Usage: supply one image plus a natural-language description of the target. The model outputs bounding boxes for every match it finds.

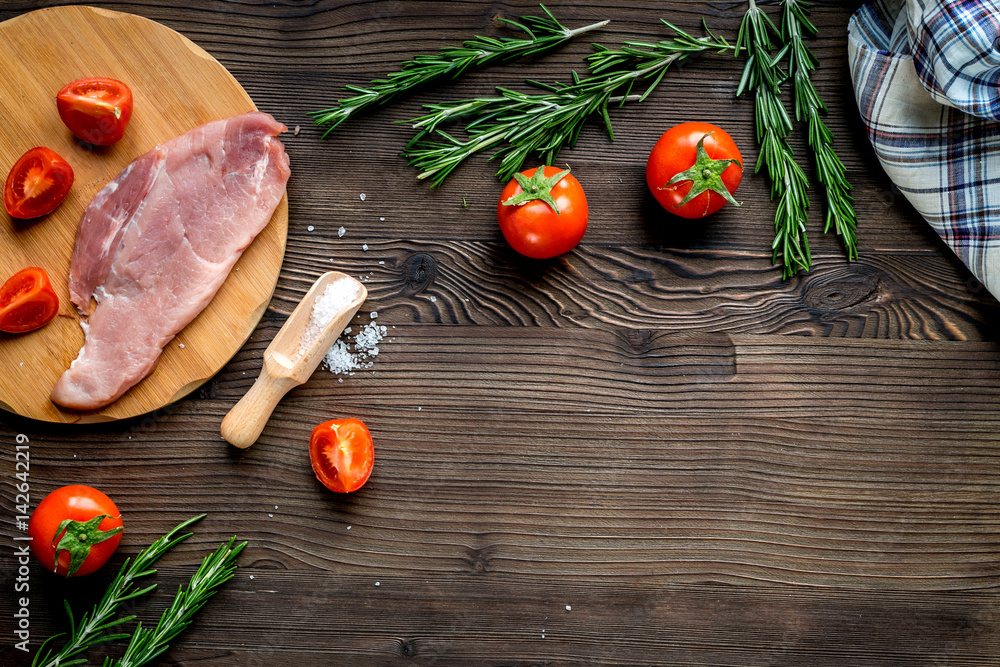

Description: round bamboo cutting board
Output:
[0,6,288,424]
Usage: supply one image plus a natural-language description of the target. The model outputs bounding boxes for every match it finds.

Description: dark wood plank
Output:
[271,241,1000,340]
[1,1,999,666]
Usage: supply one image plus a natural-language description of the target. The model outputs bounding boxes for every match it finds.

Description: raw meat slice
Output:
[51,111,290,411]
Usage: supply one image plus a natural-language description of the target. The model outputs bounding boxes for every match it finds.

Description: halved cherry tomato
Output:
[3,147,74,219]
[646,122,743,219]
[497,166,588,259]
[57,77,133,146]
[309,418,374,493]
[28,485,124,577]
[0,267,59,334]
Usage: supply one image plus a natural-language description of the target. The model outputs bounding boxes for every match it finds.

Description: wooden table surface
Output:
[2,1,999,665]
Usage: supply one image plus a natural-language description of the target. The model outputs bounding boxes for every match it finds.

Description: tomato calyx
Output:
[51,515,123,577]
[501,166,572,214]
[661,133,742,209]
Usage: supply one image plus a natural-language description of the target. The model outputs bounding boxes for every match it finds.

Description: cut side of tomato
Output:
[0,267,59,333]
[57,77,134,146]
[4,147,74,219]
[309,418,375,493]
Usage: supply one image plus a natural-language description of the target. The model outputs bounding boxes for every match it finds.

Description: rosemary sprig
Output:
[106,537,246,667]
[31,515,206,667]
[310,5,609,136]
[403,21,733,187]
[736,0,812,279]
[783,0,858,260]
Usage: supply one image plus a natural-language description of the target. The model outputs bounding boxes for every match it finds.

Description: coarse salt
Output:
[293,125,301,136]
[338,226,346,237]
[307,225,315,232]
[297,277,363,358]
[362,244,368,251]
[360,193,366,201]
[323,322,388,375]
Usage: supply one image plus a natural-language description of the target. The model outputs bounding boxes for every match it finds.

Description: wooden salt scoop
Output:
[221,271,367,449]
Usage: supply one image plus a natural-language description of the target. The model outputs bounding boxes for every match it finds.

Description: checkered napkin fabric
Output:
[848,0,1000,299]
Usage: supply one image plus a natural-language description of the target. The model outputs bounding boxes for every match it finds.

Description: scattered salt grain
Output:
[323,321,388,376]
[378,260,384,265]
[362,244,368,251]
[293,125,301,136]
[379,217,385,221]
[250,575,255,580]
[298,277,364,358]
[429,296,437,303]
[338,226,346,237]
[275,505,278,509]
[375,581,380,586]
[178,343,185,349]
[307,225,314,232]
[268,513,273,518]
[418,407,422,411]
[347,526,352,530]
[566,605,572,611]
[19,362,23,367]
[360,193,366,201]
[370,311,377,319]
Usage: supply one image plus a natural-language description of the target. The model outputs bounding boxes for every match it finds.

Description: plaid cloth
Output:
[848,0,1000,300]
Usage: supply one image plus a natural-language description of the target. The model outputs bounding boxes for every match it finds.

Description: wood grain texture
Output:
[0,5,288,424]
[1,1,999,666]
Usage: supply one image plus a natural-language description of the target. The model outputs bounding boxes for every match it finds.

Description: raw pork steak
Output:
[51,112,290,410]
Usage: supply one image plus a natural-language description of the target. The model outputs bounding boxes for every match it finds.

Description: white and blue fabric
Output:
[848,0,1000,299]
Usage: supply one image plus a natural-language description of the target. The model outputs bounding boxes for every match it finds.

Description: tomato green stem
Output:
[52,515,123,577]
[501,166,572,214]
[661,133,742,209]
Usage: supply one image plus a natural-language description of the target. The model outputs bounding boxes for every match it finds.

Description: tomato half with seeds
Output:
[57,77,133,146]
[0,267,59,334]
[309,418,375,493]
[497,166,588,259]
[4,147,74,219]
[28,485,124,577]
[646,122,743,219]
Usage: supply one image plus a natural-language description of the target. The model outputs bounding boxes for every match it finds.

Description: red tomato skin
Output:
[497,166,588,259]
[27,485,123,577]
[56,77,133,146]
[0,266,59,333]
[646,122,743,219]
[309,418,375,493]
[4,147,74,219]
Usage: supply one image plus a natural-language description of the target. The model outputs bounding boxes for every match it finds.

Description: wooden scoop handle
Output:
[221,370,300,449]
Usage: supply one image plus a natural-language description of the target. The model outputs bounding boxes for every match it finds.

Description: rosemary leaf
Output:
[736,0,812,279]
[31,515,206,667]
[311,5,609,136]
[107,537,247,667]
[782,0,858,260]
[402,23,734,187]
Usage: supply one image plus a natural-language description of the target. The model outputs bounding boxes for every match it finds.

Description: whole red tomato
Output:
[310,418,375,493]
[497,166,588,259]
[3,147,74,219]
[56,77,134,146]
[646,122,743,219]
[28,485,123,577]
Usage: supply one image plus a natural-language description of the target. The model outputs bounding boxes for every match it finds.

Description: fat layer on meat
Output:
[52,112,290,411]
